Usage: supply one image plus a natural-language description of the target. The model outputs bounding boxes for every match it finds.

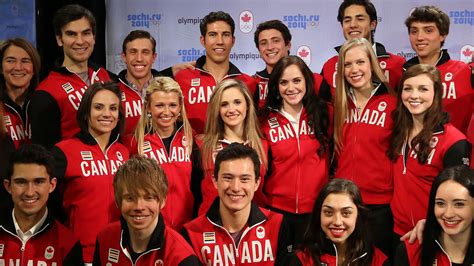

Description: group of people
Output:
[0,0,472,265]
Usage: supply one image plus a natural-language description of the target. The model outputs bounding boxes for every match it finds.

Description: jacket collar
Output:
[255,68,270,79]
[195,55,243,76]
[0,206,54,236]
[53,59,103,75]
[117,69,162,86]
[335,42,389,58]
[76,130,120,146]
[403,49,450,71]
[120,214,165,252]
[206,198,267,227]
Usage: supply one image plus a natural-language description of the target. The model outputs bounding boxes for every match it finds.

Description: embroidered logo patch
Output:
[203,232,216,244]
[81,151,93,161]
[108,248,120,263]
[256,226,265,239]
[191,78,200,87]
[62,82,74,93]
[44,246,54,260]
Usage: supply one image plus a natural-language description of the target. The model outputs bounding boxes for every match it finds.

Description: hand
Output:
[400,219,426,244]
[171,61,196,76]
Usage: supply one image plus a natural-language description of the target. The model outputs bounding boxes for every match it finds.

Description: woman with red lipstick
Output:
[333,37,396,257]
[51,82,129,263]
[0,38,41,148]
[261,55,330,246]
[287,179,389,265]
[388,64,470,242]
[126,77,200,231]
[395,165,474,266]
[198,78,267,215]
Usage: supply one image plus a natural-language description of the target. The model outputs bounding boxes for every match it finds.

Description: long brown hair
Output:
[388,64,447,163]
[333,38,391,154]
[134,77,193,156]
[202,79,266,169]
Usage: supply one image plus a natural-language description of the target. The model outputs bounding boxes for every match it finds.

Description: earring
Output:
[147,112,152,119]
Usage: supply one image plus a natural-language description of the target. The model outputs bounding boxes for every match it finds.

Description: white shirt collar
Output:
[13,208,48,243]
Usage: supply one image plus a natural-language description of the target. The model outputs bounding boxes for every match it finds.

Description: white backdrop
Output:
[105,0,473,75]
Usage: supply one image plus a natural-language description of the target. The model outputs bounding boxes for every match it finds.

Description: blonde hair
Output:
[114,156,168,208]
[333,38,392,153]
[202,79,267,169]
[134,77,193,155]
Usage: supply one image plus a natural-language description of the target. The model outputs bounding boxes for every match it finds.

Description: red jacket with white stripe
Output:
[52,132,129,262]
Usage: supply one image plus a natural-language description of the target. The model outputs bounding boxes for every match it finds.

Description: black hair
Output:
[200,11,235,36]
[76,82,125,136]
[122,30,157,54]
[254,20,292,48]
[53,4,96,36]
[213,143,260,181]
[6,144,55,180]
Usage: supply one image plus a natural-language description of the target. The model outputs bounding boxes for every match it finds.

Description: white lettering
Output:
[442,82,457,99]
[188,86,215,104]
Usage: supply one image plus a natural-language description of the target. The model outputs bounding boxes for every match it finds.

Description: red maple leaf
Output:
[241,13,251,22]
[299,49,309,57]
[463,48,473,57]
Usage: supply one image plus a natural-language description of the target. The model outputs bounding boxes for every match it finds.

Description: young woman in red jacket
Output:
[395,165,473,265]
[198,78,268,215]
[126,77,200,231]
[260,55,330,246]
[333,37,396,257]
[288,179,389,266]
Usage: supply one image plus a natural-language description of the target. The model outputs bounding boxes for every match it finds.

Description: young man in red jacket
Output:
[0,144,83,265]
[319,0,405,101]
[403,5,474,135]
[183,143,291,265]
[94,156,199,265]
[30,4,114,149]
[174,11,257,133]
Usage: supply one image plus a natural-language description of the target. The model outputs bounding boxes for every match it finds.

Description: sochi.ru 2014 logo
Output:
[297,45,311,66]
[239,10,253,33]
[460,44,473,64]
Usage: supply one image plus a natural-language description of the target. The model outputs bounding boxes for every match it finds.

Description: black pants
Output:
[367,204,394,260]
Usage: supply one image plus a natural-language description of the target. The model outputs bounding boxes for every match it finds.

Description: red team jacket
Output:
[320,42,405,101]
[403,50,474,135]
[174,55,257,133]
[253,69,324,109]
[183,200,290,265]
[2,95,31,148]
[335,84,396,205]
[0,210,83,265]
[115,74,143,137]
[196,138,268,216]
[125,124,196,231]
[391,123,471,235]
[52,132,129,262]
[396,239,474,265]
[30,63,113,149]
[261,108,329,214]
[94,217,199,265]
[293,242,389,266]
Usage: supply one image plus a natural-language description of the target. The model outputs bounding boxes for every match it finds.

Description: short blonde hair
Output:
[114,156,168,208]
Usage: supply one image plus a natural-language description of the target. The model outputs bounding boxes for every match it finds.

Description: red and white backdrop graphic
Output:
[105,0,473,75]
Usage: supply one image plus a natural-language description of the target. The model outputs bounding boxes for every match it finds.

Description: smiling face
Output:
[56,17,95,67]
[320,192,358,248]
[121,188,164,235]
[278,64,306,113]
[4,163,56,225]
[341,5,376,42]
[213,158,260,215]
[2,45,34,92]
[401,74,435,122]
[200,21,235,66]
[343,45,373,92]
[148,90,180,137]
[219,87,247,132]
[88,89,120,138]
[409,21,445,64]
[435,180,473,239]
[122,38,156,84]
[257,29,291,72]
